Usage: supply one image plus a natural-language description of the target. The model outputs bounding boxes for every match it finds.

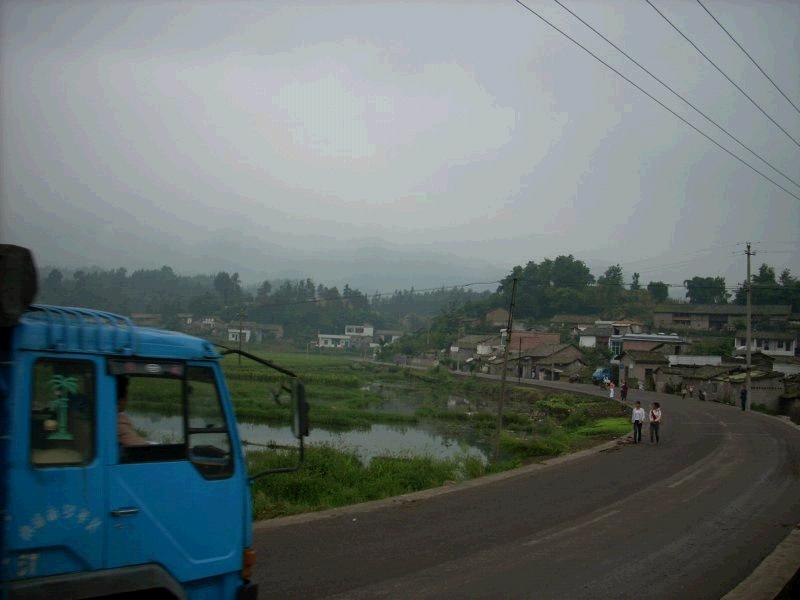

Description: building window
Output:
[777,340,785,350]
[31,359,95,467]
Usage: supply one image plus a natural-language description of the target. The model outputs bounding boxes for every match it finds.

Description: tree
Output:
[647,281,669,303]
[597,264,624,311]
[684,276,729,304]
[630,272,641,291]
[256,280,272,303]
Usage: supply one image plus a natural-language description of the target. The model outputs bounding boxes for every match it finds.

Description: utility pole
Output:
[238,308,244,365]
[518,336,522,383]
[494,277,518,462]
[745,242,755,410]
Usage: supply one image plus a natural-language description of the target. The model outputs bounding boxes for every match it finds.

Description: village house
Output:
[485,308,510,327]
[549,314,601,335]
[653,304,792,332]
[654,364,740,394]
[501,330,561,352]
[609,333,689,357]
[345,324,374,338]
[317,334,351,349]
[375,329,403,345]
[450,334,495,361]
[578,325,613,349]
[711,370,785,411]
[734,330,798,357]
[525,343,587,380]
[227,321,284,344]
[618,350,669,389]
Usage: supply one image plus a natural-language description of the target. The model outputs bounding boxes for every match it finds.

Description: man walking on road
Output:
[650,402,661,444]
[740,388,747,411]
[632,401,645,444]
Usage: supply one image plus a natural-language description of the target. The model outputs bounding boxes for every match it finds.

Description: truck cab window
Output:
[118,374,185,463]
[30,359,95,466]
[187,366,233,478]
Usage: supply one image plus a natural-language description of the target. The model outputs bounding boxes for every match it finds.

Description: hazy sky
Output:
[2,0,798,291]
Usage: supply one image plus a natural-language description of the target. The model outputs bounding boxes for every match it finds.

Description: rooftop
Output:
[619,350,669,364]
[579,326,613,337]
[525,343,575,358]
[654,304,791,316]
[734,330,797,341]
[550,314,601,324]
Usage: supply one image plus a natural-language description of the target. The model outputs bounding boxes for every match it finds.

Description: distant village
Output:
[133,302,800,417]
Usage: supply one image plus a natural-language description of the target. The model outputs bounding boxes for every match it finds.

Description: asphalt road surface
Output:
[252,381,800,599]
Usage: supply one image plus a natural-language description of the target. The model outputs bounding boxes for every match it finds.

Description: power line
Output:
[511,0,800,203]
[551,0,800,189]
[695,0,800,119]
[645,0,800,150]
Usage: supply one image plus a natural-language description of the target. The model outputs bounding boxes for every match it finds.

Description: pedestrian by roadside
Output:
[681,387,687,400]
[650,402,661,444]
[698,389,706,402]
[688,385,695,399]
[632,401,645,443]
[621,381,629,402]
[609,380,616,400]
[740,388,747,411]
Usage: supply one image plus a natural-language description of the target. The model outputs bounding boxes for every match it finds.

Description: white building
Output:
[345,325,374,338]
[318,334,351,349]
[668,355,722,367]
[734,331,797,357]
[228,327,252,343]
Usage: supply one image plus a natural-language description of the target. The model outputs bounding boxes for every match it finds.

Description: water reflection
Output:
[128,412,489,464]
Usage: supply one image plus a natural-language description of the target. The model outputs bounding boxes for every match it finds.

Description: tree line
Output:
[37,256,800,342]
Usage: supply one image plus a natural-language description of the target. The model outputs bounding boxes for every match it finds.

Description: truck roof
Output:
[15,304,219,360]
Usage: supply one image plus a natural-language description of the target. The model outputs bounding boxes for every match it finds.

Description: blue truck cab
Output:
[0,246,309,599]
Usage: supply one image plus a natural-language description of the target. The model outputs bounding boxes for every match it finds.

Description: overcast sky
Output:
[1,0,798,292]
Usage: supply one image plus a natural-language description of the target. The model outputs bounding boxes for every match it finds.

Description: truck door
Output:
[6,353,107,581]
[105,360,243,584]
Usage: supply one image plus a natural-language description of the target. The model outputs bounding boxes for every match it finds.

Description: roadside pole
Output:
[494,277,518,462]
[745,242,754,410]
[238,308,244,365]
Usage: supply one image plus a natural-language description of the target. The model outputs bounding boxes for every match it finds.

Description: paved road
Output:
[252,381,800,599]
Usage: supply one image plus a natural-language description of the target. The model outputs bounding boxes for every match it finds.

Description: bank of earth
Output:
[224,353,629,519]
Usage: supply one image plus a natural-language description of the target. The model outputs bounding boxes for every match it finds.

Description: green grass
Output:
[248,444,519,519]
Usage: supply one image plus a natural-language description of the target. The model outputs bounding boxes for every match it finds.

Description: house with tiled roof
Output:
[653,304,791,332]
[734,330,797,357]
[618,350,669,389]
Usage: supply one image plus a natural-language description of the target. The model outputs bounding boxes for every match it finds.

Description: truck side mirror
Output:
[291,379,309,439]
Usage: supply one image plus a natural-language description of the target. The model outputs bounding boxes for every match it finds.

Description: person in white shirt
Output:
[608,381,616,400]
[631,401,645,444]
[649,402,662,444]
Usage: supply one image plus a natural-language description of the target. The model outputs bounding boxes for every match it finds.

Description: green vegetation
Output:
[248,445,513,519]
[125,350,628,519]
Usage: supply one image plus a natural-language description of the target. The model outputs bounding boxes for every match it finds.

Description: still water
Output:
[129,412,489,464]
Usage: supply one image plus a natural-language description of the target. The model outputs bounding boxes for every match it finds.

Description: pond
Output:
[128,412,490,464]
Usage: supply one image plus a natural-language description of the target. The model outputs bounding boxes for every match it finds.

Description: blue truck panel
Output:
[3,305,258,599]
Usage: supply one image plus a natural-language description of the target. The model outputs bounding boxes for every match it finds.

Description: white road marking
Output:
[524,510,620,546]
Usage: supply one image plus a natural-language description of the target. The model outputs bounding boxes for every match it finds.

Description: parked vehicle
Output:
[1,245,309,599]
[591,367,613,385]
